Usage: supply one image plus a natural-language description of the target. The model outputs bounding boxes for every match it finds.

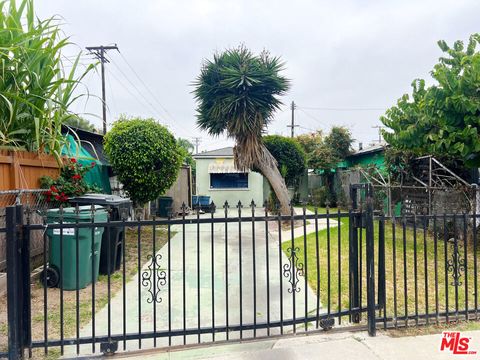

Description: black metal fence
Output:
[2,185,479,359]
[375,211,479,329]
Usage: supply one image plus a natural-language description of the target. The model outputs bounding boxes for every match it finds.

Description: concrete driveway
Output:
[74,208,336,355]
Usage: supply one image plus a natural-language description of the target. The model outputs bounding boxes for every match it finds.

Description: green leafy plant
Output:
[296,131,323,168]
[193,46,292,215]
[40,158,99,205]
[263,135,306,187]
[296,127,353,207]
[0,0,95,161]
[296,127,353,171]
[104,116,183,206]
[381,34,480,168]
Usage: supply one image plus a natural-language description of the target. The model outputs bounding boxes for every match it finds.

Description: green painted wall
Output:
[346,150,385,169]
[195,157,265,206]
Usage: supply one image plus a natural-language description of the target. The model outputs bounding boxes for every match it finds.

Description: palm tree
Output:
[193,47,292,215]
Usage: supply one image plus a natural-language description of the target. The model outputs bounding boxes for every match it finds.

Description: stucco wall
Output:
[196,157,264,206]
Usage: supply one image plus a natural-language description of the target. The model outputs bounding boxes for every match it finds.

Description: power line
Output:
[296,107,326,129]
[106,68,161,119]
[105,53,194,139]
[300,106,387,111]
[105,53,167,120]
[105,68,118,120]
[117,50,176,123]
[297,125,317,132]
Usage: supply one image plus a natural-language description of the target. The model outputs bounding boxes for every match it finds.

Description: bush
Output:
[263,135,306,187]
[310,186,336,207]
[104,117,183,205]
[40,158,99,206]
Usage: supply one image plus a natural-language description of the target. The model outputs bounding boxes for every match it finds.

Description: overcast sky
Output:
[37,0,480,152]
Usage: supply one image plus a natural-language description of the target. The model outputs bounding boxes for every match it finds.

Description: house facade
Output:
[193,147,266,206]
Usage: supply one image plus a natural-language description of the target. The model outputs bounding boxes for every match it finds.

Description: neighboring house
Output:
[194,147,266,207]
[332,143,388,208]
[345,143,387,170]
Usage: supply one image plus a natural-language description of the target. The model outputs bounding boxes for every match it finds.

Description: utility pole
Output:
[287,101,298,138]
[372,125,384,144]
[86,44,119,135]
[192,137,202,154]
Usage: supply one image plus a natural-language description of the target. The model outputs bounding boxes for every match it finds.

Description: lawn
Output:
[282,206,480,327]
[0,225,170,359]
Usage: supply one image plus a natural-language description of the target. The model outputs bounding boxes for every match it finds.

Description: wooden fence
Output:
[0,150,60,190]
[0,150,60,272]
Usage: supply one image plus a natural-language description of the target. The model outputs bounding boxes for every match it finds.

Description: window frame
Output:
[209,172,249,190]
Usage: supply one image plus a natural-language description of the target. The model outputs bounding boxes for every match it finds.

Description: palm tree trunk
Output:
[255,158,292,215]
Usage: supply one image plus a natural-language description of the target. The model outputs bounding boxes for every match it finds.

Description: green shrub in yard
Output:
[310,186,336,207]
[104,117,183,206]
[263,135,306,188]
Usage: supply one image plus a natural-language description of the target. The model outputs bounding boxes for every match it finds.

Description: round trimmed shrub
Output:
[104,117,183,205]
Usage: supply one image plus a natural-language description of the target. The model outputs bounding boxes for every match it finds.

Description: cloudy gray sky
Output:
[37,0,480,151]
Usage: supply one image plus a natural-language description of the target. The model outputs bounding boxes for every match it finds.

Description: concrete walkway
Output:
[112,330,480,360]
[70,208,337,355]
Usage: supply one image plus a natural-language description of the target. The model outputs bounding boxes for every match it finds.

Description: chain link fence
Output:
[0,189,49,272]
[0,189,49,212]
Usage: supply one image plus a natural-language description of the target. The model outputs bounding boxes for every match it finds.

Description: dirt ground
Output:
[0,225,169,359]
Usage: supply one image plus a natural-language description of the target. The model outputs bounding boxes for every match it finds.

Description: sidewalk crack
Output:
[353,335,384,360]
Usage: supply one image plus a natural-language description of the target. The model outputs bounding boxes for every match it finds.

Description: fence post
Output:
[6,205,25,359]
[365,186,376,336]
[349,185,360,323]
[19,206,31,355]
[377,214,386,328]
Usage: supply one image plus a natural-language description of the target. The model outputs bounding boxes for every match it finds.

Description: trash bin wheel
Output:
[40,266,60,288]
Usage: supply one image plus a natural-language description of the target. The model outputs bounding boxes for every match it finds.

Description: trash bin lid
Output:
[47,205,107,221]
[69,193,131,206]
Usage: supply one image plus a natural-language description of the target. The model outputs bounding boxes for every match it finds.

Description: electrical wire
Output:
[297,107,326,129]
[105,53,194,138]
[117,50,176,123]
[105,53,167,121]
[106,67,160,119]
[300,106,386,111]
[106,66,192,138]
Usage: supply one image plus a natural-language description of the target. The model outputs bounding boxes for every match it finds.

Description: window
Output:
[210,173,248,189]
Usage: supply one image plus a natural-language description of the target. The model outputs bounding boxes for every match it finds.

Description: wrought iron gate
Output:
[2,191,384,359]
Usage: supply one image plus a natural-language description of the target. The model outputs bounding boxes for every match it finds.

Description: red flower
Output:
[55,195,61,200]
[72,174,82,180]
[90,162,96,168]
[45,190,52,196]
[70,158,77,163]
[50,185,58,193]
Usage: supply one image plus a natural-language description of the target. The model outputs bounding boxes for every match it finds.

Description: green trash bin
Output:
[44,205,107,290]
[156,196,173,217]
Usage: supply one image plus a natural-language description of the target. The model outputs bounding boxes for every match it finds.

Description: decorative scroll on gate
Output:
[141,254,167,303]
[447,241,466,287]
[283,246,304,293]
